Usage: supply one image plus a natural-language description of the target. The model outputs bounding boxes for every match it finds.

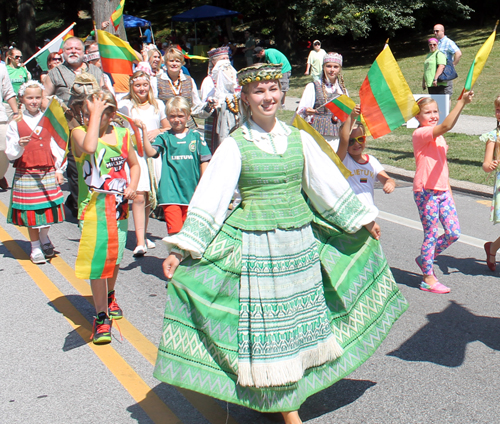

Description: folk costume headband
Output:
[208,46,230,59]
[323,52,343,66]
[18,80,44,97]
[237,63,283,86]
[84,51,100,62]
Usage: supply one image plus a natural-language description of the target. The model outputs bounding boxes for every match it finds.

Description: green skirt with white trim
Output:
[154,212,408,412]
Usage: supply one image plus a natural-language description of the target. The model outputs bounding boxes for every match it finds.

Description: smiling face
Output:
[323,62,341,82]
[132,79,150,101]
[21,87,43,115]
[428,41,438,52]
[347,126,366,158]
[165,57,182,75]
[149,51,161,70]
[416,100,440,127]
[63,38,84,67]
[10,49,23,68]
[241,80,282,123]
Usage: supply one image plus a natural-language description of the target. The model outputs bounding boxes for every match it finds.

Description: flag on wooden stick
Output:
[359,45,419,139]
[96,29,139,75]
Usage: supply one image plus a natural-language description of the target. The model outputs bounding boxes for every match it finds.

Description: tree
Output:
[92,0,127,40]
[18,0,36,58]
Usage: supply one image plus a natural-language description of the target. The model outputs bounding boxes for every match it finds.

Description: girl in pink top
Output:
[413,92,473,294]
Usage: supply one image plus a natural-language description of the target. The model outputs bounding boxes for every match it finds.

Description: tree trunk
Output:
[17,0,36,59]
[274,0,295,59]
[92,0,127,41]
[0,1,9,46]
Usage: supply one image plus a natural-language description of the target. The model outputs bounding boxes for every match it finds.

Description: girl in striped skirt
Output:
[5,81,66,264]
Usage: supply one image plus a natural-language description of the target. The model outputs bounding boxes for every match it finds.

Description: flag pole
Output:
[24,22,76,66]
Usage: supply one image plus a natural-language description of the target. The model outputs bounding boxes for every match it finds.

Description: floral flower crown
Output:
[323,53,343,66]
[237,63,283,86]
[18,80,44,97]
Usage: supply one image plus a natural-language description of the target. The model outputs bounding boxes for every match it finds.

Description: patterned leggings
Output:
[414,189,461,275]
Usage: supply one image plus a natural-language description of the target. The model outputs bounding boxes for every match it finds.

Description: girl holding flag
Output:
[5,81,66,264]
[71,89,140,344]
[297,52,348,149]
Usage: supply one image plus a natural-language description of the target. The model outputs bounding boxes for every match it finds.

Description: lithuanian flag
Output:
[325,95,356,122]
[75,192,120,279]
[96,29,139,75]
[110,0,125,31]
[359,46,419,139]
[39,98,69,151]
[461,21,498,97]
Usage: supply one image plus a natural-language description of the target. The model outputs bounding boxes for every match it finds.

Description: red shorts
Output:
[162,204,188,235]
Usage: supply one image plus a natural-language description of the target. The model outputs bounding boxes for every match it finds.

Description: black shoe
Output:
[0,177,9,190]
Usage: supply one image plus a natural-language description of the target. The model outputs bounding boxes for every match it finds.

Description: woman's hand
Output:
[305,107,317,116]
[18,135,30,147]
[364,221,381,240]
[163,252,182,279]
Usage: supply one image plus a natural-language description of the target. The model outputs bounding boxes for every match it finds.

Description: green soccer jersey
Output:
[153,129,212,206]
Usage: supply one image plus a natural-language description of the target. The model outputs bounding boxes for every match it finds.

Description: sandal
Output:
[484,242,496,272]
[420,281,450,294]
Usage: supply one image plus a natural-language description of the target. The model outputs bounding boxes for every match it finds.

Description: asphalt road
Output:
[2,170,500,424]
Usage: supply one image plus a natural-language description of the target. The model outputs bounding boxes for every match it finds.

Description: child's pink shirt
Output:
[412,126,449,192]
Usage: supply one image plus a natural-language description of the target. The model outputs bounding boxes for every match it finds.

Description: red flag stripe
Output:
[359,78,390,139]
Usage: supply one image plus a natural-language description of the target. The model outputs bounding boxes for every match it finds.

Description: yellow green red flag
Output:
[324,94,356,122]
[110,0,125,30]
[96,29,139,75]
[463,22,498,94]
[39,98,69,151]
[292,114,350,179]
[359,45,419,139]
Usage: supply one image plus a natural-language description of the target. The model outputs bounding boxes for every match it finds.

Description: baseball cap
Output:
[253,46,264,56]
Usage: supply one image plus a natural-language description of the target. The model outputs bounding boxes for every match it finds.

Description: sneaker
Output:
[146,239,156,249]
[420,281,450,294]
[30,251,47,264]
[108,290,123,320]
[133,245,147,257]
[41,242,55,258]
[91,312,112,344]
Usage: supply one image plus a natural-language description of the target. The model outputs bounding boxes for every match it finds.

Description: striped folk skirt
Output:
[8,167,65,227]
[154,212,408,412]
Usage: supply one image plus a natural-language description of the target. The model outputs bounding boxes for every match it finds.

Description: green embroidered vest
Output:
[225,124,313,231]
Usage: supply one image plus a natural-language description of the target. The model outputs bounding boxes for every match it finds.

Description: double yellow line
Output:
[0,201,238,424]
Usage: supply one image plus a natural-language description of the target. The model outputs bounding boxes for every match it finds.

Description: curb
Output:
[384,164,493,198]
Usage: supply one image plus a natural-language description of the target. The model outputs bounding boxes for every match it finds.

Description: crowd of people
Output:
[0,21,497,424]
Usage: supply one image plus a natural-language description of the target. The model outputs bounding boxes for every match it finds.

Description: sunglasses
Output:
[348,136,366,146]
[433,29,440,32]
[52,57,62,62]
[313,43,321,46]
[14,55,22,59]
[428,43,437,46]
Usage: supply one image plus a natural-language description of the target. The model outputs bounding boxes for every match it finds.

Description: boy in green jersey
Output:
[143,96,212,234]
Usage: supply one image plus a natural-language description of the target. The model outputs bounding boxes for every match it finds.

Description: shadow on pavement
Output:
[390,267,421,289]
[435,254,495,277]
[388,300,500,367]
[47,294,96,352]
[127,379,376,424]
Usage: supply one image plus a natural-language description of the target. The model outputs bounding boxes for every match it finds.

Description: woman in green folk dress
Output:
[155,63,408,424]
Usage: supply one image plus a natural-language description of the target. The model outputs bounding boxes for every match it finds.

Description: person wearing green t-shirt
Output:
[422,38,447,94]
[143,96,212,235]
[254,46,291,105]
[6,48,30,94]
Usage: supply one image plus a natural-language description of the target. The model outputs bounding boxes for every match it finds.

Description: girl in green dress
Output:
[156,63,407,423]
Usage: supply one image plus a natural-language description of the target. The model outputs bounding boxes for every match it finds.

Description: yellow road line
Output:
[477,199,492,207]
[0,201,239,424]
[0,225,182,424]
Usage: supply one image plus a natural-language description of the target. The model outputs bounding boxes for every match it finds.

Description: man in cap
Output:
[305,40,327,81]
[254,46,292,105]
